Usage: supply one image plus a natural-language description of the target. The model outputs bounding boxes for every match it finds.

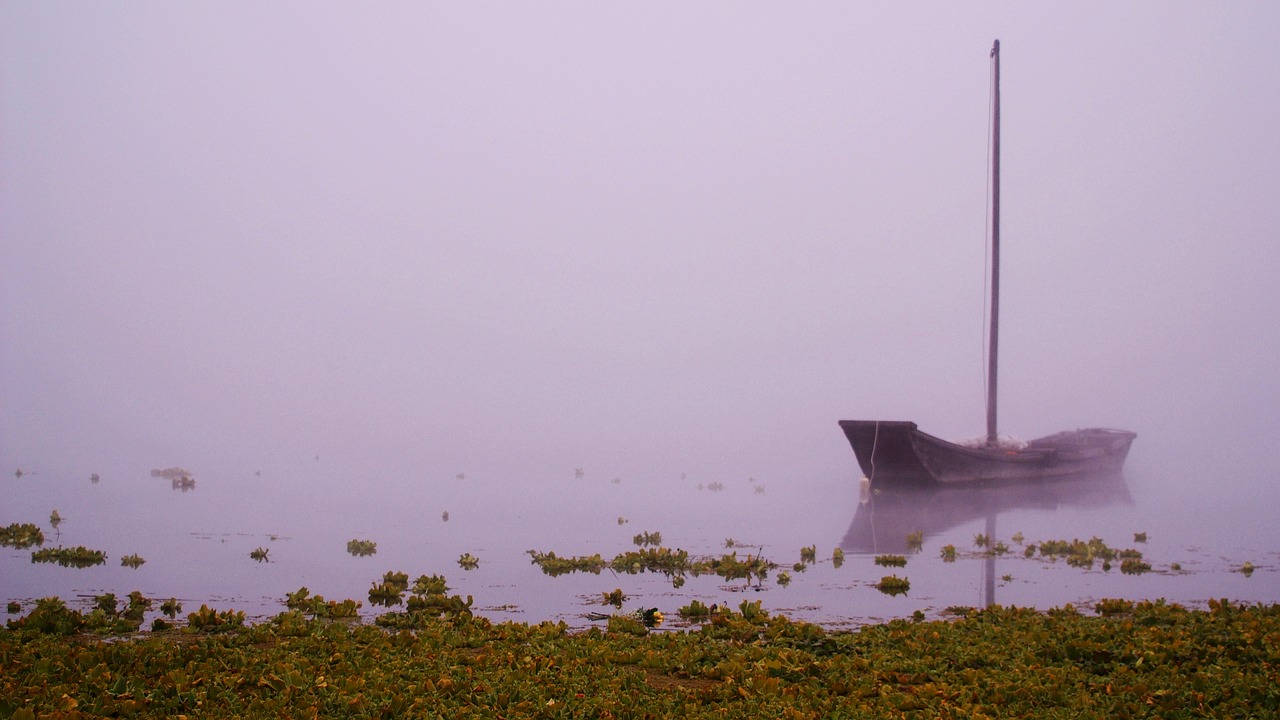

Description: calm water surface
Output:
[3,437,1277,630]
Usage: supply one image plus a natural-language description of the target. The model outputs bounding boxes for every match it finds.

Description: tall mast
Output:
[986,39,1001,444]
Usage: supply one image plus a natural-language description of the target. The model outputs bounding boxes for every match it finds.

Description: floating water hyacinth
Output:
[832,547,845,568]
[906,531,924,551]
[875,554,907,568]
[120,554,146,568]
[31,545,106,568]
[633,531,662,547]
[0,523,44,549]
[457,553,479,570]
[249,547,270,562]
[49,510,62,528]
[601,588,625,608]
[875,575,910,596]
[346,539,377,557]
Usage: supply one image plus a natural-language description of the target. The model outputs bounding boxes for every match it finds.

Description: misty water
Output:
[3,431,1276,629]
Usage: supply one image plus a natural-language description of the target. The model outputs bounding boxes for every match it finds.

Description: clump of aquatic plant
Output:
[0,522,44,549]
[677,599,713,621]
[941,544,957,562]
[832,547,844,568]
[171,476,196,491]
[705,481,724,492]
[777,571,792,587]
[1170,562,1183,572]
[527,550,607,576]
[1134,531,1148,543]
[150,466,192,480]
[1011,531,1024,544]
[875,554,907,568]
[1036,537,1141,571]
[409,574,446,596]
[49,509,62,528]
[120,554,146,568]
[633,530,663,547]
[160,598,182,618]
[974,532,988,548]
[799,545,817,564]
[611,547,690,575]
[249,546,270,562]
[1024,543,1037,557]
[288,589,363,620]
[31,545,107,568]
[368,581,404,607]
[5,597,85,635]
[606,613,648,636]
[442,510,450,522]
[753,484,765,494]
[90,472,100,484]
[874,575,910,596]
[381,571,409,590]
[601,588,626,608]
[457,552,480,569]
[1095,598,1135,616]
[724,537,739,548]
[690,551,776,584]
[616,516,628,525]
[186,604,245,632]
[1239,561,1255,577]
[6,601,20,614]
[989,541,1010,556]
[346,539,377,557]
[1121,558,1152,575]
[905,531,923,551]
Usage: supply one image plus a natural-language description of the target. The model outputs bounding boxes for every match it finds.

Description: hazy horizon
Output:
[4,4,1279,500]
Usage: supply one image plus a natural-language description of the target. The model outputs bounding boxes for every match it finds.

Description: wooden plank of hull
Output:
[839,420,1135,487]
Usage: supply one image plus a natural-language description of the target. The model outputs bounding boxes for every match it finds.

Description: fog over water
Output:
[3,4,1279,619]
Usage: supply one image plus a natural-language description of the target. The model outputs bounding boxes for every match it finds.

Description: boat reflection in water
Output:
[841,471,1133,606]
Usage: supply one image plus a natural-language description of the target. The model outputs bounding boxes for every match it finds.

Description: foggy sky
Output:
[3,3,1279,491]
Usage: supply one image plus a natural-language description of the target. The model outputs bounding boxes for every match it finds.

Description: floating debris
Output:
[442,511,450,522]
[90,473,100,484]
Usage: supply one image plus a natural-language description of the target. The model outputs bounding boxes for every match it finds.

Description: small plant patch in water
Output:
[31,545,107,568]
[832,547,844,568]
[799,545,817,564]
[0,522,44,549]
[875,554,907,568]
[601,588,626,608]
[161,598,182,617]
[776,571,792,586]
[905,531,923,551]
[346,539,377,557]
[1011,531,1024,544]
[120,554,146,568]
[1120,558,1152,575]
[457,552,479,569]
[633,530,662,547]
[941,544,957,562]
[1134,531,1148,543]
[677,599,712,621]
[249,547,270,562]
[1239,561,1255,576]
[186,604,246,632]
[874,575,910,596]
[974,532,988,548]
[7,601,21,613]
[49,509,62,528]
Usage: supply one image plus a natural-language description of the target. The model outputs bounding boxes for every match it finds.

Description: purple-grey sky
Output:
[3,3,1278,489]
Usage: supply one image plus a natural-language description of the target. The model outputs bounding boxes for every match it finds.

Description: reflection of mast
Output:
[982,514,996,608]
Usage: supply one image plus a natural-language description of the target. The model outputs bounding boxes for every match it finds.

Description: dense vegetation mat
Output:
[2,598,1278,718]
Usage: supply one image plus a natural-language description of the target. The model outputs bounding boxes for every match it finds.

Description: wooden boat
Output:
[839,41,1135,488]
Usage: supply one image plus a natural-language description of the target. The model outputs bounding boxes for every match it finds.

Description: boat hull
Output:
[838,420,1135,487]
